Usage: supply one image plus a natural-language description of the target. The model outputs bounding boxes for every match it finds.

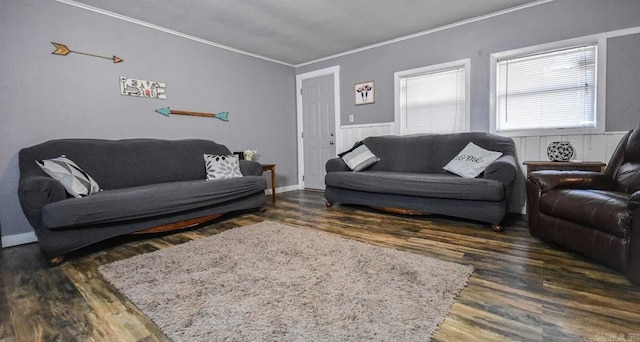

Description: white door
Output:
[302,75,336,189]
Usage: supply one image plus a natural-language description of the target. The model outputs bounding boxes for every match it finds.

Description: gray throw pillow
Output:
[36,155,101,197]
[341,144,380,171]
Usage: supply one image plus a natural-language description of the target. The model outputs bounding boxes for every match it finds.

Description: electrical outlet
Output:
[349,114,354,122]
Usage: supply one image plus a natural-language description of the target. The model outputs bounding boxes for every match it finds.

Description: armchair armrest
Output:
[528,170,616,193]
[239,160,263,176]
[483,154,518,188]
[326,157,350,173]
[628,190,640,284]
[630,190,640,211]
[18,176,67,229]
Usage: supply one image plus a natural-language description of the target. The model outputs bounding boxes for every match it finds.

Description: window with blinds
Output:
[395,60,469,135]
[495,43,597,133]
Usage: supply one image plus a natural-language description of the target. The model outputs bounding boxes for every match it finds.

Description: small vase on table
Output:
[547,141,574,162]
[244,149,257,161]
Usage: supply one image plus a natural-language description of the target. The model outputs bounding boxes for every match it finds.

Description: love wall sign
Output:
[120,76,167,100]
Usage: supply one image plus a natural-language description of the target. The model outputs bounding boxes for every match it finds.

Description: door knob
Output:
[329,141,335,145]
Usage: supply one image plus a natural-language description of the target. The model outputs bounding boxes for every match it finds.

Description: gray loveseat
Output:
[325,132,518,231]
[18,138,267,264]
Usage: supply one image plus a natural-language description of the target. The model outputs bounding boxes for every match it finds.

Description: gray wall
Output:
[607,33,640,129]
[296,0,640,131]
[0,0,297,239]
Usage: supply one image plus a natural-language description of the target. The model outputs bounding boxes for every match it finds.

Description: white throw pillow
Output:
[204,154,243,180]
[341,144,380,171]
[443,142,503,178]
[36,155,101,198]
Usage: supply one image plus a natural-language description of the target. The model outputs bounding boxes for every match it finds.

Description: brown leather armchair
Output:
[527,125,640,285]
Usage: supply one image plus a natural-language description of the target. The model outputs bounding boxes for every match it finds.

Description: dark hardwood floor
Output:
[1,190,639,341]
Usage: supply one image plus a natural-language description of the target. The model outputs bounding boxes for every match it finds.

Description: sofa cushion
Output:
[539,189,631,238]
[42,176,266,229]
[19,139,233,190]
[361,132,516,174]
[204,154,243,180]
[325,171,505,201]
[36,155,101,198]
[443,142,503,178]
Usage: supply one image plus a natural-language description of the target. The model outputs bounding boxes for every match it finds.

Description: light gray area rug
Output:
[98,221,473,341]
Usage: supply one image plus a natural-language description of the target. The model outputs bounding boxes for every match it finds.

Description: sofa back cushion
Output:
[20,139,231,190]
[614,125,640,194]
[362,132,516,174]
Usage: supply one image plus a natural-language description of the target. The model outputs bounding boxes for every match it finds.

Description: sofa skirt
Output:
[324,186,507,226]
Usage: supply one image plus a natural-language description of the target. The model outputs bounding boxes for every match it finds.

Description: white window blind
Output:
[399,65,466,134]
[496,44,597,133]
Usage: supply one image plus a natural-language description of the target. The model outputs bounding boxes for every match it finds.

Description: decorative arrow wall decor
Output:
[51,42,123,63]
[155,107,229,121]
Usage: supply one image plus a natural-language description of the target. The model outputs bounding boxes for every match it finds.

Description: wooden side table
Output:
[523,161,606,176]
[261,164,276,203]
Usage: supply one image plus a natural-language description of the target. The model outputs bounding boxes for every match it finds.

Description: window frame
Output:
[490,35,607,137]
[394,58,471,135]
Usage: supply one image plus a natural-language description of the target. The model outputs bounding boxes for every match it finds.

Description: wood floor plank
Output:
[443,303,544,341]
[4,267,93,341]
[1,190,639,341]
[435,313,516,342]
[63,259,170,341]
[0,267,15,341]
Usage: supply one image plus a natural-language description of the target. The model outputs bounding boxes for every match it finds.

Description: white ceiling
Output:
[61,0,546,66]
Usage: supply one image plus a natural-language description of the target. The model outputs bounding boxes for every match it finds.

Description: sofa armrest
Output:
[239,160,263,176]
[326,157,350,173]
[528,170,616,193]
[18,176,67,230]
[483,154,518,188]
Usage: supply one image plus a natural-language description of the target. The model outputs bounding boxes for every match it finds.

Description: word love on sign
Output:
[120,76,167,100]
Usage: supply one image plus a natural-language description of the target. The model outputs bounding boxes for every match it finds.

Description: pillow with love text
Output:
[443,142,503,178]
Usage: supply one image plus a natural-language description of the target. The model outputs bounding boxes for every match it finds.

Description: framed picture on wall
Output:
[354,81,375,105]
[233,151,245,161]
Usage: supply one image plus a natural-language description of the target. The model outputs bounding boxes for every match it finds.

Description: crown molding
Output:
[54,0,295,67]
[55,0,561,68]
[295,0,555,67]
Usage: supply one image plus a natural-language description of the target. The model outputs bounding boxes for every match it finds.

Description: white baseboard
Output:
[266,184,301,195]
[1,231,38,248]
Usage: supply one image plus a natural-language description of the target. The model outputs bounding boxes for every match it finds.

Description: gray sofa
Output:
[18,138,267,264]
[325,132,518,231]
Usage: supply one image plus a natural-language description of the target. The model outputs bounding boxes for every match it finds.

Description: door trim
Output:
[295,66,341,189]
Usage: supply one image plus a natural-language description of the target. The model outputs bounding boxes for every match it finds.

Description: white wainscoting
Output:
[340,122,394,150]
[510,131,627,213]
[339,123,627,215]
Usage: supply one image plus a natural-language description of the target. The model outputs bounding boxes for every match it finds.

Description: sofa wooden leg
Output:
[492,224,504,233]
[326,202,333,207]
[49,255,66,266]
[259,207,267,213]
